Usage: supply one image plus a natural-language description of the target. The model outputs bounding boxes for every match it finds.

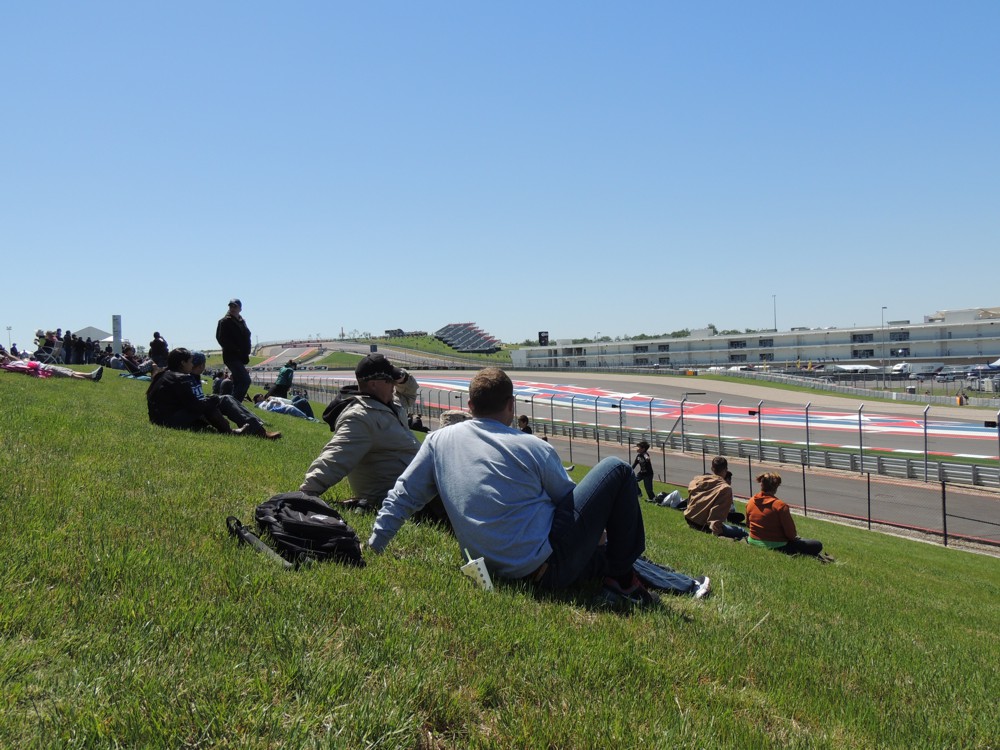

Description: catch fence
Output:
[253,373,1000,548]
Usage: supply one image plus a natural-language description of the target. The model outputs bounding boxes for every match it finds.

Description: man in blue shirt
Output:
[369,367,671,603]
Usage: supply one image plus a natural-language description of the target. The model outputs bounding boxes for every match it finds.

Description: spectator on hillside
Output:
[188,351,280,438]
[253,392,316,420]
[149,332,169,368]
[9,344,20,358]
[267,360,297,398]
[745,472,825,557]
[299,353,419,512]
[215,298,252,402]
[368,367,711,605]
[63,332,75,364]
[1,346,103,381]
[517,415,533,434]
[146,347,277,439]
[684,457,748,540]
[632,440,655,502]
[408,413,428,432]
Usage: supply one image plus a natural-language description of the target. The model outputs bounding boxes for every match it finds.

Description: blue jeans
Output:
[217,394,263,430]
[292,396,314,419]
[224,359,251,402]
[539,458,645,589]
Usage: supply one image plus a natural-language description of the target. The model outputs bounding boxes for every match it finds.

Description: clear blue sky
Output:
[3,2,998,352]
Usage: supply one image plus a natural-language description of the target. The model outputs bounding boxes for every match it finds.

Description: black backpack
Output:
[255,492,365,567]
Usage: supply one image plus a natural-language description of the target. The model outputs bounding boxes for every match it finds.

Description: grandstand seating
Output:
[434,323,501,354]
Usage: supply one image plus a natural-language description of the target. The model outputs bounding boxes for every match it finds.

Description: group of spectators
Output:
[651,454,828,559]
[24,328,105,365]
[12,298,824,608]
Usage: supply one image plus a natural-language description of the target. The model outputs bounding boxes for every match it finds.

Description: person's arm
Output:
[778,501,798,541]
[368,441,439,552]
[393,370,418,413]
[299,408,373,495]
[539,444,576,503]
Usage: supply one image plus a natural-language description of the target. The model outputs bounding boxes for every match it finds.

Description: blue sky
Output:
[3,2,998,352]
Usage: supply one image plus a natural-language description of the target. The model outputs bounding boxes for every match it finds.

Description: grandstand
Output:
[434,323,501,354]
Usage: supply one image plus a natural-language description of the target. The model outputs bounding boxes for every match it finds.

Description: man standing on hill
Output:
[215,298,252,402]
[299,353,420,512]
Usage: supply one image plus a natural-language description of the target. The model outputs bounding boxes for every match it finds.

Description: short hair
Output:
[469,367,513,417]
[517,415,529,424]
[167,347,192,371]
[756,472,782,494]
[711,456,728,474]
[191,351,207,367]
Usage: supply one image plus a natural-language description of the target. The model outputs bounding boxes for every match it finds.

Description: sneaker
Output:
[693,575,711,600]
[90,366,104,382]
[602,573,659,607]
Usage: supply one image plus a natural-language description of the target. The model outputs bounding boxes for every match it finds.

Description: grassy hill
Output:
[0,371,997,748]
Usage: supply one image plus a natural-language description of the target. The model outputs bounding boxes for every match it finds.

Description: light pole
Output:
[5,326,10,349]
[772,294,777,331]
[881,306,887,388]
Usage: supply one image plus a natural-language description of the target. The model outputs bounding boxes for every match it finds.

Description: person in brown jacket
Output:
[684,456,748,540]
[745,472,824,557]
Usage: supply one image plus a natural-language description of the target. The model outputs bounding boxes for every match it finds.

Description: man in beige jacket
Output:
[300,353,419,512]
[684,456,748,540]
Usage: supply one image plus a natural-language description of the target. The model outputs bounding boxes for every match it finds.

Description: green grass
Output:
[364,335,514,364]
[311,351,366,368]
[1,373,997,748]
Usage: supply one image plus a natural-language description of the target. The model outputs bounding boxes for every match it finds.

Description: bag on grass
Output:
[255,491,365,567]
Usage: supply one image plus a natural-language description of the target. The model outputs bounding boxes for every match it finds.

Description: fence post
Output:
[941,482,948,547]
[660,440,667,485]
[867,472,871,530]
[801,463,808,517]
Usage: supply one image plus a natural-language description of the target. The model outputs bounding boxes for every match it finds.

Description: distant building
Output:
[510,307,1000,370]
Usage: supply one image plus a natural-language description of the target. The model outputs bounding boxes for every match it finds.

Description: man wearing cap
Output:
[215,299,252,402]
[299,353,419,511]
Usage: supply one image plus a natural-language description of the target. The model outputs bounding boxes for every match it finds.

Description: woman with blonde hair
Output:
[745,472,824,557]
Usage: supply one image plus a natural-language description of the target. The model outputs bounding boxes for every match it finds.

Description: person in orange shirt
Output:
[745,472,824,557]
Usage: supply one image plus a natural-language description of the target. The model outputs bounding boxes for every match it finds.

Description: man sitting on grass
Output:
[299,353,419,512]
[368,367,710,606]
[684,457,748,540]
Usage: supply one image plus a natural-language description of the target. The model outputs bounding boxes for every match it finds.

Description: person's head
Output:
[637,440,650,452]
[469,367,514,419]
[711,456,729,477]
[252,393,266,404]
[517,415,530,427]
[286,360,296,369]
[167,347,193,373]
[756,472,782,494]
[153,331,161,339]
[190,351,207,375]
[355,353,402,403]
[228,298,242,315]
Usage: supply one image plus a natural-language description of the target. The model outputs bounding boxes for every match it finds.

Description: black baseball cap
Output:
[355,353,402,382]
